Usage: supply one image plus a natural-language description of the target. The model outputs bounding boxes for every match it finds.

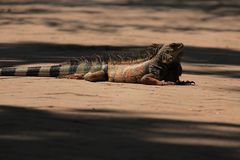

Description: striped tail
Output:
[0,65,78,77]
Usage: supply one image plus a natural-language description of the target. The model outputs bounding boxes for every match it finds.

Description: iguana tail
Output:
[0,64,76,77]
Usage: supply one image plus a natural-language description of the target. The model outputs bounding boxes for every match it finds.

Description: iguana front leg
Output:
[140,73,175,86]
[84,70,107,82]
[176,80,195,85]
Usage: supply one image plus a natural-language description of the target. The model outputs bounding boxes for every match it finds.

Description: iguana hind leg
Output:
[84,70,107,82]
[140,73,175,86]
[58,74,84,79]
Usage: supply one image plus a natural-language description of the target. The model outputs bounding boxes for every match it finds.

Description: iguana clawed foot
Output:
[175,80,195,85]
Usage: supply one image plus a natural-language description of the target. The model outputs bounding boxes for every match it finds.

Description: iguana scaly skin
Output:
[0,43,194,85]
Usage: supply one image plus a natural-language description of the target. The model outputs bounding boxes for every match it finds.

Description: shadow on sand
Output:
[0,105,239,160]
[0,0,239,17]
[0,0,239,33]
[0,42,239,78]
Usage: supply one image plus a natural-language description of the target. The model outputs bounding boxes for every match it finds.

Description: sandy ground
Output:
[0,0,240,160]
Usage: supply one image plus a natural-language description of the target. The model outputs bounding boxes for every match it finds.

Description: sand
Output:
[0,0,240,159]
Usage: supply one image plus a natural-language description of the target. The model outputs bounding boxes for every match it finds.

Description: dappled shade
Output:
[0,105,239,160]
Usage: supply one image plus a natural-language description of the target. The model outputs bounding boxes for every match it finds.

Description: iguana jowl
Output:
[0,43,194,85]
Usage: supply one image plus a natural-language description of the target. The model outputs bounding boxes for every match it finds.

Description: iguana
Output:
[0,43,194,85]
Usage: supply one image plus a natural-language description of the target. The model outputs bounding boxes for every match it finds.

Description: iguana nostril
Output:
[170,43,175,47]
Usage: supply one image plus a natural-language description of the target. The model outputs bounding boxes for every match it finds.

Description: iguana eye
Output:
[166,50,173,54]
[170,43,177,47]
[165,50,170,54]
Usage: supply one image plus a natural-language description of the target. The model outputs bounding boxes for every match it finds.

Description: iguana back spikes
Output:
[106,43,164,64]
[62,43,164,65]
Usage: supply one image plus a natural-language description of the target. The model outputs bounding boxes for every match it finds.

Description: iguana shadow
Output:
[0,42,239,78]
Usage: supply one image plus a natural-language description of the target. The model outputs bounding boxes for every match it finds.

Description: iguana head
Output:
[149,43,184,82]
[149,43,195,84]
[153,43,184,64]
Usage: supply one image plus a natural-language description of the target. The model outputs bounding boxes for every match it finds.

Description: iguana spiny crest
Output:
[64,43,164,65]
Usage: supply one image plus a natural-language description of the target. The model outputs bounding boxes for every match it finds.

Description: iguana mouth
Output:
[178,43,184,49]
[173,43,184,61]
[176,43,184,55]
